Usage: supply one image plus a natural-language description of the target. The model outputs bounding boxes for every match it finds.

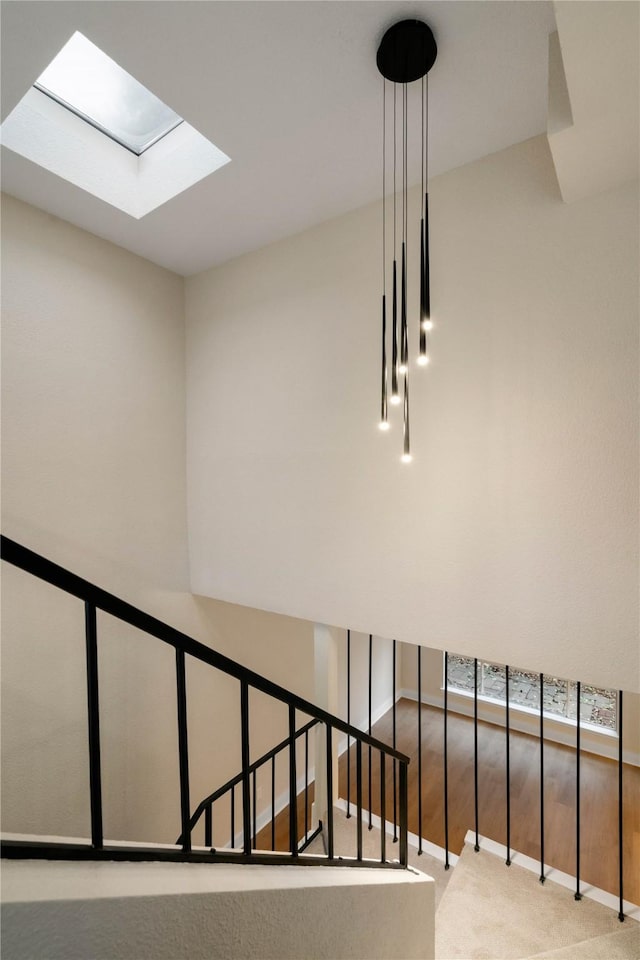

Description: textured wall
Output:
[186,136,639,692]
[2,860,435,960]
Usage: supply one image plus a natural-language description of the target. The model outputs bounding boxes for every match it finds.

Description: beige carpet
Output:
[435,843,638,960]
[527,924,640,959]
[306,808,452,909]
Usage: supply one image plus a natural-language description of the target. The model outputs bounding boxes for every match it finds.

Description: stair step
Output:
[435,844,629,959]
[527,923,640,959]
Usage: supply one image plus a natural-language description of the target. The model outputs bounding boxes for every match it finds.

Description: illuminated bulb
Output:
[390,394,401,405]
[421,319,433,332]
[417,353,430,366]
[398,363,408,375]
[401,453,413,464]
[378,421,390,432]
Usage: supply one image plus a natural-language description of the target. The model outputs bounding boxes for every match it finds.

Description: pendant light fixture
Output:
[376,20,437,461]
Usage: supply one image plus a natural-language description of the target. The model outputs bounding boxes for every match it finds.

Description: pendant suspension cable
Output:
[391,84,399,403]
[423,74,431,340]
[380,77,388,428]
[400,83,408,375]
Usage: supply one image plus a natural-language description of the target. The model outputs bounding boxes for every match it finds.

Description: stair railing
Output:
[0,536,410,869]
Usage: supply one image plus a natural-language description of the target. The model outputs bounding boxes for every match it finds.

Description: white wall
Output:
[185,135,639,693]
[1,195,315,845]
[2,859,435,960]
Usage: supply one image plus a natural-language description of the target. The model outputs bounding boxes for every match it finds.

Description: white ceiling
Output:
[1,1,556,276]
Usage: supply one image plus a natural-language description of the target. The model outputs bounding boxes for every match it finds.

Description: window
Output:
[446,654,617,732]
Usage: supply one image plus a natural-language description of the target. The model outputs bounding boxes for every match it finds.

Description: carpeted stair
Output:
[435,843,639,959]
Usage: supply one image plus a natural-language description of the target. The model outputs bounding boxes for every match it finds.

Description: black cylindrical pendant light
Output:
[377,20,437,461]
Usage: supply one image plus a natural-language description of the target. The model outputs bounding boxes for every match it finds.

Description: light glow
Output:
[35,32,183,155]
[417,353,430,366]
[421,319,433,331]
[398,363,408,375]
[390,394,401,405]
[401,453,413,463]
[378,420,390,431]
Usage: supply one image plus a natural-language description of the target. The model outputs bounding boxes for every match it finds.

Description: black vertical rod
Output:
[392,639,398,842]
[270,756,276,851]
[240,680,251,854]
[368,634,373,830]
[346,629,352,818]
[444,651,450,869]
[356,739,363,861]
[84,602,103,850]
[399,760,409,867]
[618,690,625,921]
[474,657,479,851]
[326,725,334,859]
[380,751,386,863]
[252,770,257,848]
[288,704,298,855]
[575,680,581,900]
[419,217,426,356]
[418,645,423,855]
[381,295,388,424]
[231,784,236,849]
[539,672,545,883]
[175,647,191,854]
[505,664,511,866]
[204,803,212,848]
[304,728,309,841]
[392,261,399,397]
[401,241,407,369]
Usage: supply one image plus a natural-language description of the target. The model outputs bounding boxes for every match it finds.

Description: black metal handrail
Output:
[178,718,320,847]
[1,535,410,869]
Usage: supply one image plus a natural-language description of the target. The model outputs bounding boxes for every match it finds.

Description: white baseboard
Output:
[464,830,640,922]
[334,797,459,869]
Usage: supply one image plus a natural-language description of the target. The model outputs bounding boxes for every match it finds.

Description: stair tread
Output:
[527,923,640,959]
[435,844,628,959]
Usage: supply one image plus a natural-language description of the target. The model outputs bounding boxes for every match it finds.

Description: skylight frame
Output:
[33,81,184,157]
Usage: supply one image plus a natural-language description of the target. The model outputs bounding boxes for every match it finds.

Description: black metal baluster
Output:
[271,755,276,851]
[304,728,309,842]
[289,704,298,854]
[84,602,103,850]
[444,650,450,869]
[399,759,408,867]
[240,680,251,855]
[380,751,386,863]
[204,803,212,848]
[618,690,624,922]
[231,784,235,849]
[474,657,479,852]
[418,644,423,855]
[346,629,351,819]
[393,639,397,842]
[540,672,545,883]
[176,647,191,854]
[356,739,363,861]
[326,725,334,859]
[575,679,581,900]
[252,769,257,848]
[368,633,373,830]
[505,664,511,866]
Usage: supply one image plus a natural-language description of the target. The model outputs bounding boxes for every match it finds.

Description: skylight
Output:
[34,32,183,156]
[0,31,230,218]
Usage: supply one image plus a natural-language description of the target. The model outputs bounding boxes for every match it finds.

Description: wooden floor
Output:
[338,699,640,904]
